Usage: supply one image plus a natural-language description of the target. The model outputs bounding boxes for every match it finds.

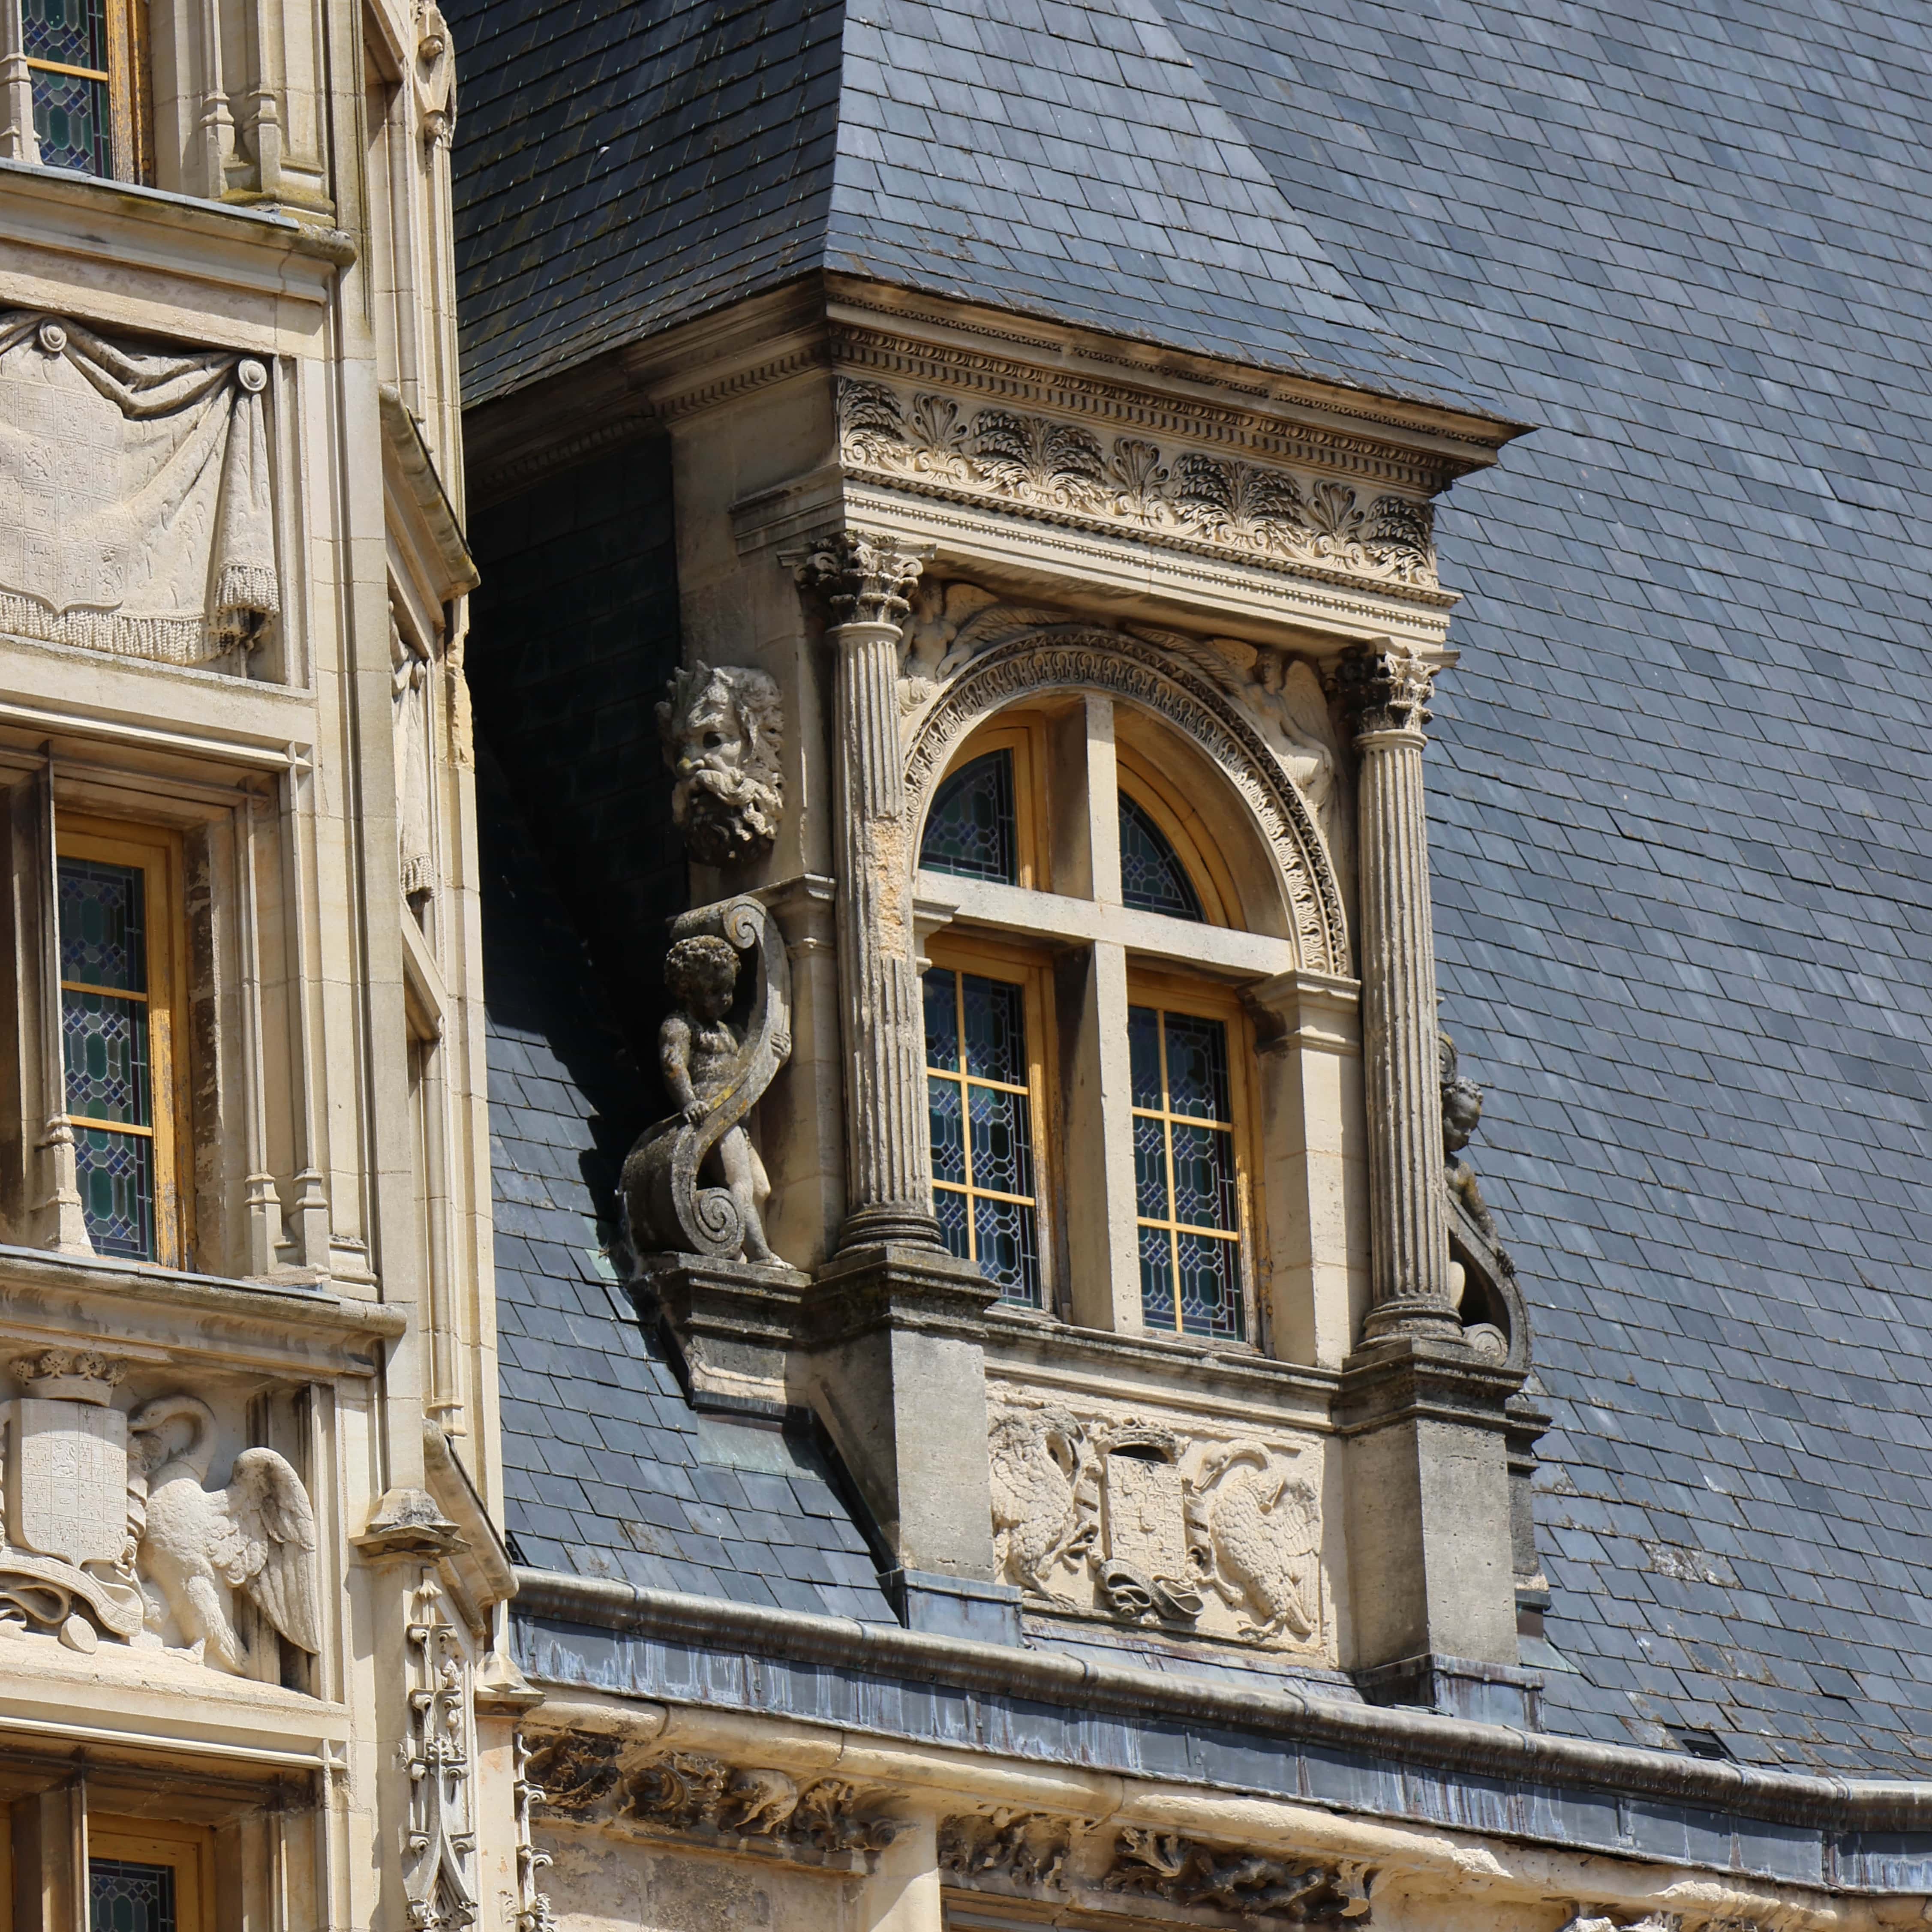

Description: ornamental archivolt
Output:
[900,608,1351,979]
[838,376,1438,599]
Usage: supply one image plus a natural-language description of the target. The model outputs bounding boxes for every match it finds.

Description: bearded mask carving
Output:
[657,662,784,866]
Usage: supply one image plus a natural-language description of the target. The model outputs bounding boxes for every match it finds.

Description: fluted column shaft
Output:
[795,532,941,1253]
[1340,647,1461,1343]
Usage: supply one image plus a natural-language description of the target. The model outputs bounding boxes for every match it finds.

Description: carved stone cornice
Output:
[790,529,928,628]
[627,1749,902,1858]
[1331,644,1437,740]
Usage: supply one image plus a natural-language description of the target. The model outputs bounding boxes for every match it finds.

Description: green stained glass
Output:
[920,750,1017,884]
[1118,794,1203,920]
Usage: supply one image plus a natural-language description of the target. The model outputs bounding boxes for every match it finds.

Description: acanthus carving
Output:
[791,526,925,628]
[402,1568,478,1932]
[620,897,792,1265]
[938,1810,1072,1890]
[657,661,784,866]
[903,623,1350,977]
[988,1394,1325,1650]
[1331,644,1435,739]
[627,1751,901,1854]
[0,312,279,667]
[1106,1830,1373,1925]
[0,1355,321,1668]
[523,1729,622,1813]
[838,377,1439,597]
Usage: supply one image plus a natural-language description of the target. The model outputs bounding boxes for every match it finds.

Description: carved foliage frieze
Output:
[838,376,1440,601]
[627,1751,901,1857]
[988,1390,1328,1652]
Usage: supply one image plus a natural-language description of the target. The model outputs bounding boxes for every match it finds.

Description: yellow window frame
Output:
[924,934,1056,1306]
[87,1816,213,1932]
[1125,966,1260,1341]
[922,711,1054,892]
[1115,742,1241,928]
[56,815,190,1268]
[23,0,153,183]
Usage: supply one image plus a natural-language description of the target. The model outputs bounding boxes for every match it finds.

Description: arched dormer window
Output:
[916,700,1262,1343]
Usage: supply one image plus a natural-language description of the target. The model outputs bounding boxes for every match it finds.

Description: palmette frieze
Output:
[838,376,1442,601]
[988,1390,1328,1652]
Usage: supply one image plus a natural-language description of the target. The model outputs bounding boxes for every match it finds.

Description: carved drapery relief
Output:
[988,1392,1326,1651]
[1106,1830,1373,1924]
[620,896,792,1265]
[403,1567,478,1932]
[627,1751,901,1856]
[838,376,1439,599]
[903,618,1351,977]
[656,661,784,866]
[0,313,279,666]
[392,607,437,899]
[0,1352,320,1667]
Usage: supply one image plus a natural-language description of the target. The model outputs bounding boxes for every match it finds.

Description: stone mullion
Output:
[1338,647,1461,1343]
[799,532,942,1253]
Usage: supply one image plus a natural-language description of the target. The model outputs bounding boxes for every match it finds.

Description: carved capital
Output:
[791,529,926,629]
[1332,645,1435,739]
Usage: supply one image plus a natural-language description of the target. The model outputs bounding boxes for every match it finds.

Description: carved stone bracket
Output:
[1106,1830,1373,1925]
[838,377,1442,601]
[627,1751,901,1857]
[620,895,793,1263]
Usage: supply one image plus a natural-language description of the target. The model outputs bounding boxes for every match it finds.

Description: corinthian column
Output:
[1335,645,1461,1343]
[793,530,942,1253]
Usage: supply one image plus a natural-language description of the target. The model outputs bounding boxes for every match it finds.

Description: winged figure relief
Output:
[1195,1441,1321,1641]
[128,1394,322,1671]
[989,1410,1090,1598]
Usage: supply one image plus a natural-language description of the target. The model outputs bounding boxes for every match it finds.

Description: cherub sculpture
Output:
[622,898,792,1266]
[656,662,784,866]
[1439,1027,1496,1242]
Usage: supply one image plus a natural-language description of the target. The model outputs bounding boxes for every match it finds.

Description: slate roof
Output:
[480,751,896,1623]
[456,0,1932,1778]
[447,0,1473,409]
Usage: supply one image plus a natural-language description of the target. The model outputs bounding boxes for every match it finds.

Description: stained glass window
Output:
[25,0,114,175]
[1118,795,1204,920]
[925,966,1040,1304]
[920,751,1017,884]
[1130,1005,1243,1340]
[90,1859,176,1932]
[59,856,156,1261]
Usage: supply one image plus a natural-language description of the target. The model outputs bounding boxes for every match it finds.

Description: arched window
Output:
[916,699,1265,1342]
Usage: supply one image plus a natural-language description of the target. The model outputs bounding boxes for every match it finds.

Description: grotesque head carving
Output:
[657,662,784,867]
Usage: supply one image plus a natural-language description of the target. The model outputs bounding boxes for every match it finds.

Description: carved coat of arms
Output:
[989,1400,1323,1647]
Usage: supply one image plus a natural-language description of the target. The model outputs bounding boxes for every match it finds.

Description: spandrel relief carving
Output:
[657,662,784,866]
[0,1350,320,1668]
[621,896,792,1266]
[0,313,279,667]
[988,1391,1326,1652]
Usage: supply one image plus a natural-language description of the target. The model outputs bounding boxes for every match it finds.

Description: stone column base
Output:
[636,1250,811,1419]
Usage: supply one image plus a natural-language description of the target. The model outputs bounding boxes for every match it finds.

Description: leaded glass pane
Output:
[929,1077,965,1186]
[934,1186,970,1262]
[1127,1005,1162,1109]
[1176,1230,1241,1339]
[1139,1225,1175,1328]
[923,968,960,1073]
[74,1128,153,1261]
[60,858,147,992]
[1163,1013,1230,1122]
[961,973,1025,1084]
[1118,795,1203,920]
[973,1194,1039,1301]
[920,751,1017,883]
[967,1081,1031,1198]
[90,1858,176,1932]
[1133,1111,1167,1220]
[1171,1123,1238,1231]
[24,0,108,69]
[30,67,111,175]
[63,988,151,1125]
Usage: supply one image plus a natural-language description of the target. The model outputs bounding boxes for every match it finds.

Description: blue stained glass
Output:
[974,1193,1038,1302]
[90,1859,176,1932]
[74,1127,153,1261]
[1128,1005,1162,1109]
[961,973,1025,1085]
[1171,1123,1238,1231]
[924,969,960,1072]
[1118,795,1203,920]
[921,751,1017,884]
[63,988,150,1124]
[1163,1012,1231,1121]
[60,859,146,992]
[30,67,111,175]
[967,1081,1030,1198]
[24,0,108,69]
[929,1077,965,1186]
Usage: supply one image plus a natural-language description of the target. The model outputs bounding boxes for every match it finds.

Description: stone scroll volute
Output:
[620,895,793,1265]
